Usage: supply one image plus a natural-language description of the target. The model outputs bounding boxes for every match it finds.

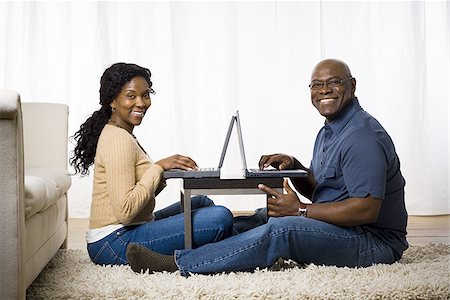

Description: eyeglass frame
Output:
[308,77,354,90]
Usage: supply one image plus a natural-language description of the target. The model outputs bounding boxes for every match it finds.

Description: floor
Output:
[67,215,450,250]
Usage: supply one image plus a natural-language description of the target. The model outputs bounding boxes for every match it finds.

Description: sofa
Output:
[0,89,71,299]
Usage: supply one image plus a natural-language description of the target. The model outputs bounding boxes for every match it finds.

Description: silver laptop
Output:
[163,115,235,179]
[235,111,308,178]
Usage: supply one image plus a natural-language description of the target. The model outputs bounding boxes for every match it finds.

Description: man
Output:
[126,59,409,275]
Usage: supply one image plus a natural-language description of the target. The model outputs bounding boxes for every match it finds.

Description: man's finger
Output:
[267,209,279,217]
[263,157,276,169]
[258,155,270,169]
[278,156,294,170]
[278,161,291,170]
[258,184,282,198]
[258,156,273,169]
[267,197,278,206]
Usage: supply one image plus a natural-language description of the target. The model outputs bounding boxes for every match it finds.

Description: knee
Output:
[208,206,234,235]
[266,216,305,232]
[191,195,215,208]
[212,206,233,225]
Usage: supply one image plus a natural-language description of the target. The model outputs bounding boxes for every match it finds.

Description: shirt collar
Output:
[325,97,361,134]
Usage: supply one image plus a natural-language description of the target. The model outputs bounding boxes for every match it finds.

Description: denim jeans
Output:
[87,195,234,265]
[175,215,397,276]
[233,207,268,233]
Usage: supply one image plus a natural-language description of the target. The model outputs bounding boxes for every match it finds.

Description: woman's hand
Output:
[155,154,198,171]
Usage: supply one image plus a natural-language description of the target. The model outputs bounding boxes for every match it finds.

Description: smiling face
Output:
[110,76,151,133]
[310,59,356,121]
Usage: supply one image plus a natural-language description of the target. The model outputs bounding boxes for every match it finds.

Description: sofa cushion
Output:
[25,167,71,219]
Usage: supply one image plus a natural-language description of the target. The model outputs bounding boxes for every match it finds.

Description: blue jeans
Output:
[87,195,234,265]
[175,215,397,276]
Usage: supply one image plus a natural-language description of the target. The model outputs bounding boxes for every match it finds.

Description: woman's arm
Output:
[101,132,164,224]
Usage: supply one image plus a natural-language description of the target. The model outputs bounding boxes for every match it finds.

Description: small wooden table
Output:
[180,177,284,248]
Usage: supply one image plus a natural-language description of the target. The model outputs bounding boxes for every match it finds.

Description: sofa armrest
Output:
[0,89,26,299]
[22,103,69,170]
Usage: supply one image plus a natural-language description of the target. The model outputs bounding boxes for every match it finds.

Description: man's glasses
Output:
[309,77,354,90]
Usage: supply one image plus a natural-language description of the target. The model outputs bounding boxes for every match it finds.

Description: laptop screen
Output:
[234,110,248,173]
[217,115,237,169]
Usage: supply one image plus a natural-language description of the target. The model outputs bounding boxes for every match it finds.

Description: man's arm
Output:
[259,179,382,227]
[304,196,382,226]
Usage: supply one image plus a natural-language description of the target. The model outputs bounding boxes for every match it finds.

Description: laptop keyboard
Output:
[198,167,217,172]
[249,168,276,172]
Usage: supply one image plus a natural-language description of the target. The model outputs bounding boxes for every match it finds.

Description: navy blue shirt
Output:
[310,98,408,258]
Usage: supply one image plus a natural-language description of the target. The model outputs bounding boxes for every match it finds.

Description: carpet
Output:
[27,243,450,299]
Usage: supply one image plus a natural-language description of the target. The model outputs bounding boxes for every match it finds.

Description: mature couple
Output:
[70,59,408,276]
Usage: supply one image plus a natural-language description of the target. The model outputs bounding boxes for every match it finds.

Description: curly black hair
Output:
[69,62,155,176]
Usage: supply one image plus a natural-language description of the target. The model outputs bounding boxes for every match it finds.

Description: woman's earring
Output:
[111,107,116,112]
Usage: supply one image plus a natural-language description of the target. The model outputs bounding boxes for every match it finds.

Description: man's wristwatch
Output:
[298,207,307,217]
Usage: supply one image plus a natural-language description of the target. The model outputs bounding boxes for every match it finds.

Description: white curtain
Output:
[1,1,448,217]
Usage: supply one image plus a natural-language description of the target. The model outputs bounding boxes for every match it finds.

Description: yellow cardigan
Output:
[89,124,166,229]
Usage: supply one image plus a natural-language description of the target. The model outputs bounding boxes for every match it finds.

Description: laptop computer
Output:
[163,115,235,179]
[234,110,308,178]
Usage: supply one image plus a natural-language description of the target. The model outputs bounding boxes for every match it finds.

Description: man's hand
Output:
[258,179,306,217]
[258,153,295,170]
[155,154,198,171]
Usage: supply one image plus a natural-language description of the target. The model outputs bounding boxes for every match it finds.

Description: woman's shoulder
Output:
[98,124,136,147]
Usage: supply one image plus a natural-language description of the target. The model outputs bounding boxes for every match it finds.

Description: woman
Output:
[70,62,234,266]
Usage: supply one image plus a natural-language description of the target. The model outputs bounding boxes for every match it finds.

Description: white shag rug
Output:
[27,243,450,300]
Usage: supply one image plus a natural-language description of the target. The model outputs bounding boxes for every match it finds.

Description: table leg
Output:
[183,189,192,249]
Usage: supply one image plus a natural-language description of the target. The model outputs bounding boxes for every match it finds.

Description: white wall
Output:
[0,1,448,217]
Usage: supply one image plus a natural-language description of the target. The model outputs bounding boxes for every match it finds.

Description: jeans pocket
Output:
[88,241,126,266]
